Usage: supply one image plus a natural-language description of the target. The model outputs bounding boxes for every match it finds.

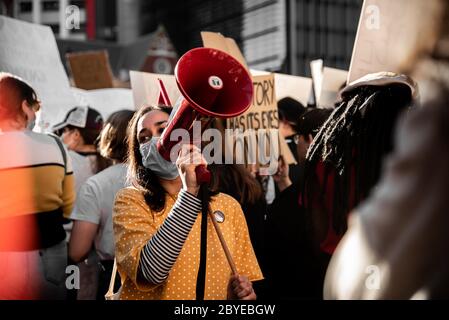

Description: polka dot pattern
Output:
[112,187,263,300]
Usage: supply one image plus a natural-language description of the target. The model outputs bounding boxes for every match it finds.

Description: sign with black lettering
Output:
[0,16,76,131]
[251,69,312,107]
[227,74,278,131]
[227,74,296,166]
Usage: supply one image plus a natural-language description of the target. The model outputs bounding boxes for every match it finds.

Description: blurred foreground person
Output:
[324,3,449,299]
[0,73,75,299]
[69,110,134,300]
[113,105,262,300]
[303,73,416,285]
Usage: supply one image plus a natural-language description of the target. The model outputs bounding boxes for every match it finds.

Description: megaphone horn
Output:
[157,48,253,184]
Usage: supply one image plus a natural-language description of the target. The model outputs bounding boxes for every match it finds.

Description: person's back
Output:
[73,163,127,260]
[0,72,75,299]
[0,130,74,248]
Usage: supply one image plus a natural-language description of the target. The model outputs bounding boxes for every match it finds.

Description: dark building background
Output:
[148,0,362,76]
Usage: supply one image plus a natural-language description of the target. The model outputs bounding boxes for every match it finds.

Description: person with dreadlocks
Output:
[302,72,418,291]
[324,0,449,299]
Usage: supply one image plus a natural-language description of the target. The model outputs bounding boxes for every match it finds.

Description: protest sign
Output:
[274,73,312,107]
[201,31,249,71]
[227,73,296,166]
[310,59,323,106]
[66,50,114,90]
[129,71,181,109]
[251,69,312,107]
[0,16,76,132]
[71,87,135,121]
[319,67,348,108]
[348,0,444,84]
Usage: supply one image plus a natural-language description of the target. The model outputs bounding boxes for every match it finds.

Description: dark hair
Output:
[209,163,264,205]
[126,105,172,212]
[64,125,111,173]
[278,97,306,127]
[99,110,135,162]
[304,83,413,237]
[296,108,333,138]
[0,72,38,122]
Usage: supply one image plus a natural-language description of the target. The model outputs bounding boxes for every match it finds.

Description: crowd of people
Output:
[0,3,448,301]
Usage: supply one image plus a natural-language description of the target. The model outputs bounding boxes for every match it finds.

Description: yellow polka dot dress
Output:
[113,187,263,300]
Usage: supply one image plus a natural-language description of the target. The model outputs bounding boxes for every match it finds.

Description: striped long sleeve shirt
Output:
[138,189,202,284]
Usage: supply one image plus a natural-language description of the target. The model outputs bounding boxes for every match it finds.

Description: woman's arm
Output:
[69,220,99,262]
[138,144,205,284]
[138,189,201,284]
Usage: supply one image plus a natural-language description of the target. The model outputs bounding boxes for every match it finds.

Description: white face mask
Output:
[140,136,179,180]
[27,117,36,131]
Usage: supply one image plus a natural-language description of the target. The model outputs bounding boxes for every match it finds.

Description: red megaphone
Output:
[157,48,253,184]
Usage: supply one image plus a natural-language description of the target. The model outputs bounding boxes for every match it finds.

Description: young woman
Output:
[113,105,262,300]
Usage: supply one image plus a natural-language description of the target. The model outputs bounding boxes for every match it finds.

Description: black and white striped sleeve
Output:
[138,189,202,284]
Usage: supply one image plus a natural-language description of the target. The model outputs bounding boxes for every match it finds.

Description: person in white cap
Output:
[53,106,110,199]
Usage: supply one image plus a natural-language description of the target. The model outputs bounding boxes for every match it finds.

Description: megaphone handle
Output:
[195,165,211,184]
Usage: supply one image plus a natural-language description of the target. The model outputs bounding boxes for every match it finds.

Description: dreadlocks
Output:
[304,83,414,236]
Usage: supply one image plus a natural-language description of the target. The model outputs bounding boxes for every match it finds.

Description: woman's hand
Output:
[227,275,257,300]
[273,155,292,192]
[176,144,207,197]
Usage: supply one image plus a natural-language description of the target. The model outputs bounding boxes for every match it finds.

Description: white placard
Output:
[319,67,348,108]
[0,16,76,132]
[348,0,444,84]
[70,88,135,122]
[129,71,181,109]
[310,59,324,105]
[274,73,312,107]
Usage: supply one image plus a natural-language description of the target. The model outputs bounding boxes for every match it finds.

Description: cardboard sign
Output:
[227,74,296,166]
[251,69,312,107]
[66,50,114,90]
[319,67,348,108]
[201,31,249,71]
[71,87,135,121]
[0,16,76,132]
[129,71,181,109]
[227,74,277,131]
[348,0,444,84]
